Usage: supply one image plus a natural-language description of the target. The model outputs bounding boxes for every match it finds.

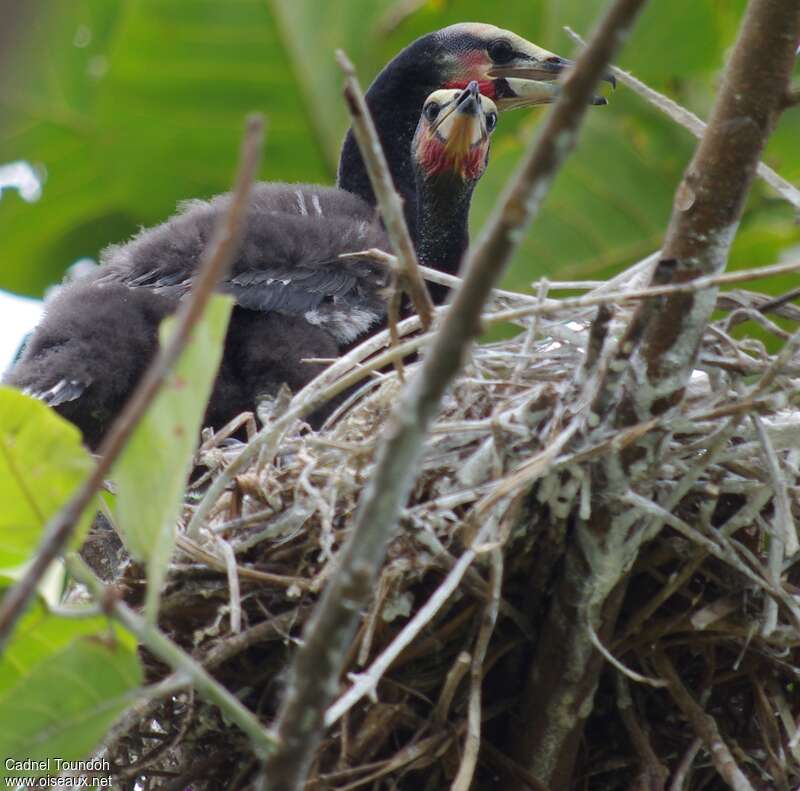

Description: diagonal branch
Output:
[261,0,648,788]
[614,0,800,426]
[565,26,800,211]
[336,50,435,330]
[0,115,264,650]
[66,554,276,758]
[652,651,755,791]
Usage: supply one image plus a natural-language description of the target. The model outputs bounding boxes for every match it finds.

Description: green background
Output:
[1,0,798,299]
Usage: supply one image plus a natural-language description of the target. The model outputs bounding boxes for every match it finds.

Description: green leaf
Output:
[0,388,95,569]
[0,601,136,697]
[112,295,232,621]
[0,623,141,780]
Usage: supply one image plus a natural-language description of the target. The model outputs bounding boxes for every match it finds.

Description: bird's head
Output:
[430,22,615,108]
[412,82,497,184]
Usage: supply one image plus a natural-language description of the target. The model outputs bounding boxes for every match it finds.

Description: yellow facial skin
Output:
[415,86,498,181]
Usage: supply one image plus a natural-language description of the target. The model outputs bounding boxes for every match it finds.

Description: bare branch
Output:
[261,0,646,786]
[65,554,276,758]
[565,26,800,210]
[336,50,435,330]
[653,651,755,791]
[452,548,503,791]
[611,0,800,427]
[0,115,264,649]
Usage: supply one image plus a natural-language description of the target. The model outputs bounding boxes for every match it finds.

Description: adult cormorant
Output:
[338,22,613,235]
[5,85,498,447]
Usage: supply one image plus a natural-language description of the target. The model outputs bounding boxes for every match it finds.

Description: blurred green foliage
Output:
[0,0,798,298]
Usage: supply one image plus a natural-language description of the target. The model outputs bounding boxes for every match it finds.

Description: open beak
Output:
[489,56,616,108]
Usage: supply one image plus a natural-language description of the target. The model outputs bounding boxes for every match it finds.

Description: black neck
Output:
[414,172,474,305]
[337,35,442,242]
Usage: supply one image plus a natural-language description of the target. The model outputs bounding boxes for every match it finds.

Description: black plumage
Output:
[5,84,497,446]
[10,281,175,448]
[337,22,581,237]
[96,185,390,344]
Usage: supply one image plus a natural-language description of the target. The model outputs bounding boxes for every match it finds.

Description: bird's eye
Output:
[487,39,514,65]
[424,102,440,123]
[486,112,497,132]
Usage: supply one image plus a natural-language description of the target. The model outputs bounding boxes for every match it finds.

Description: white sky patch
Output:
[0,163,46,374]
[0,160,43,203]
[0,290,44,374]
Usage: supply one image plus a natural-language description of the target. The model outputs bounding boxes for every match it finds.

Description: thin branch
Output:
[65,554,276,758]
[586,621,666,688]
[336,50,434,330]
[652,650,755,791]
[490,258,800,324]
[668,737,703,791]
[452,548,503,791]
[325,520,495,727]
[0,115,264,650]
[623,491,800,631]
[616,674,669,789]
[262,0,644,785]
[564,27,800,210]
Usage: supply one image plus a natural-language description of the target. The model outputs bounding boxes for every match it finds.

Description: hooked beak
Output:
[432,82,488,153]
[489,56,616,108]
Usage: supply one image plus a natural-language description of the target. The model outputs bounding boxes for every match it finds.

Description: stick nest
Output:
[96,281,800,791]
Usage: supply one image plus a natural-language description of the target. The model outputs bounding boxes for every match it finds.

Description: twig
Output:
[490,258,800,324]
[336,50,434,330]
[325,519,496,726]
[616,674,669,789]
[366,249,800,318]
[587,621,666,687]
[623,491,800,631]
[652,650,755,791]
[65,554,276,758]
[751,414,797,634]
[452,547,503,791]
[565,27,800,210]
[668,737,703,791]
[0,115,264,650]
[433,652,471,725]
[216,536,242,633]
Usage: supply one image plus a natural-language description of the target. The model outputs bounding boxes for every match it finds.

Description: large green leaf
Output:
[112,295,232,622]
[0,624,141,780]
[0,387,95,569]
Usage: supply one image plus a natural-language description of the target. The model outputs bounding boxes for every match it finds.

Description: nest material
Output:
[99,281,800,791]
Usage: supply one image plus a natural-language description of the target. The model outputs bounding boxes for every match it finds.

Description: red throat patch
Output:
[417,135,485,181]
[443,79,496,100]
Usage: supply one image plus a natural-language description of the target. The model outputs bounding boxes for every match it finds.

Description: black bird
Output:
[5,85,498,447]
[338,22,614,236]
[7,23,607,448]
